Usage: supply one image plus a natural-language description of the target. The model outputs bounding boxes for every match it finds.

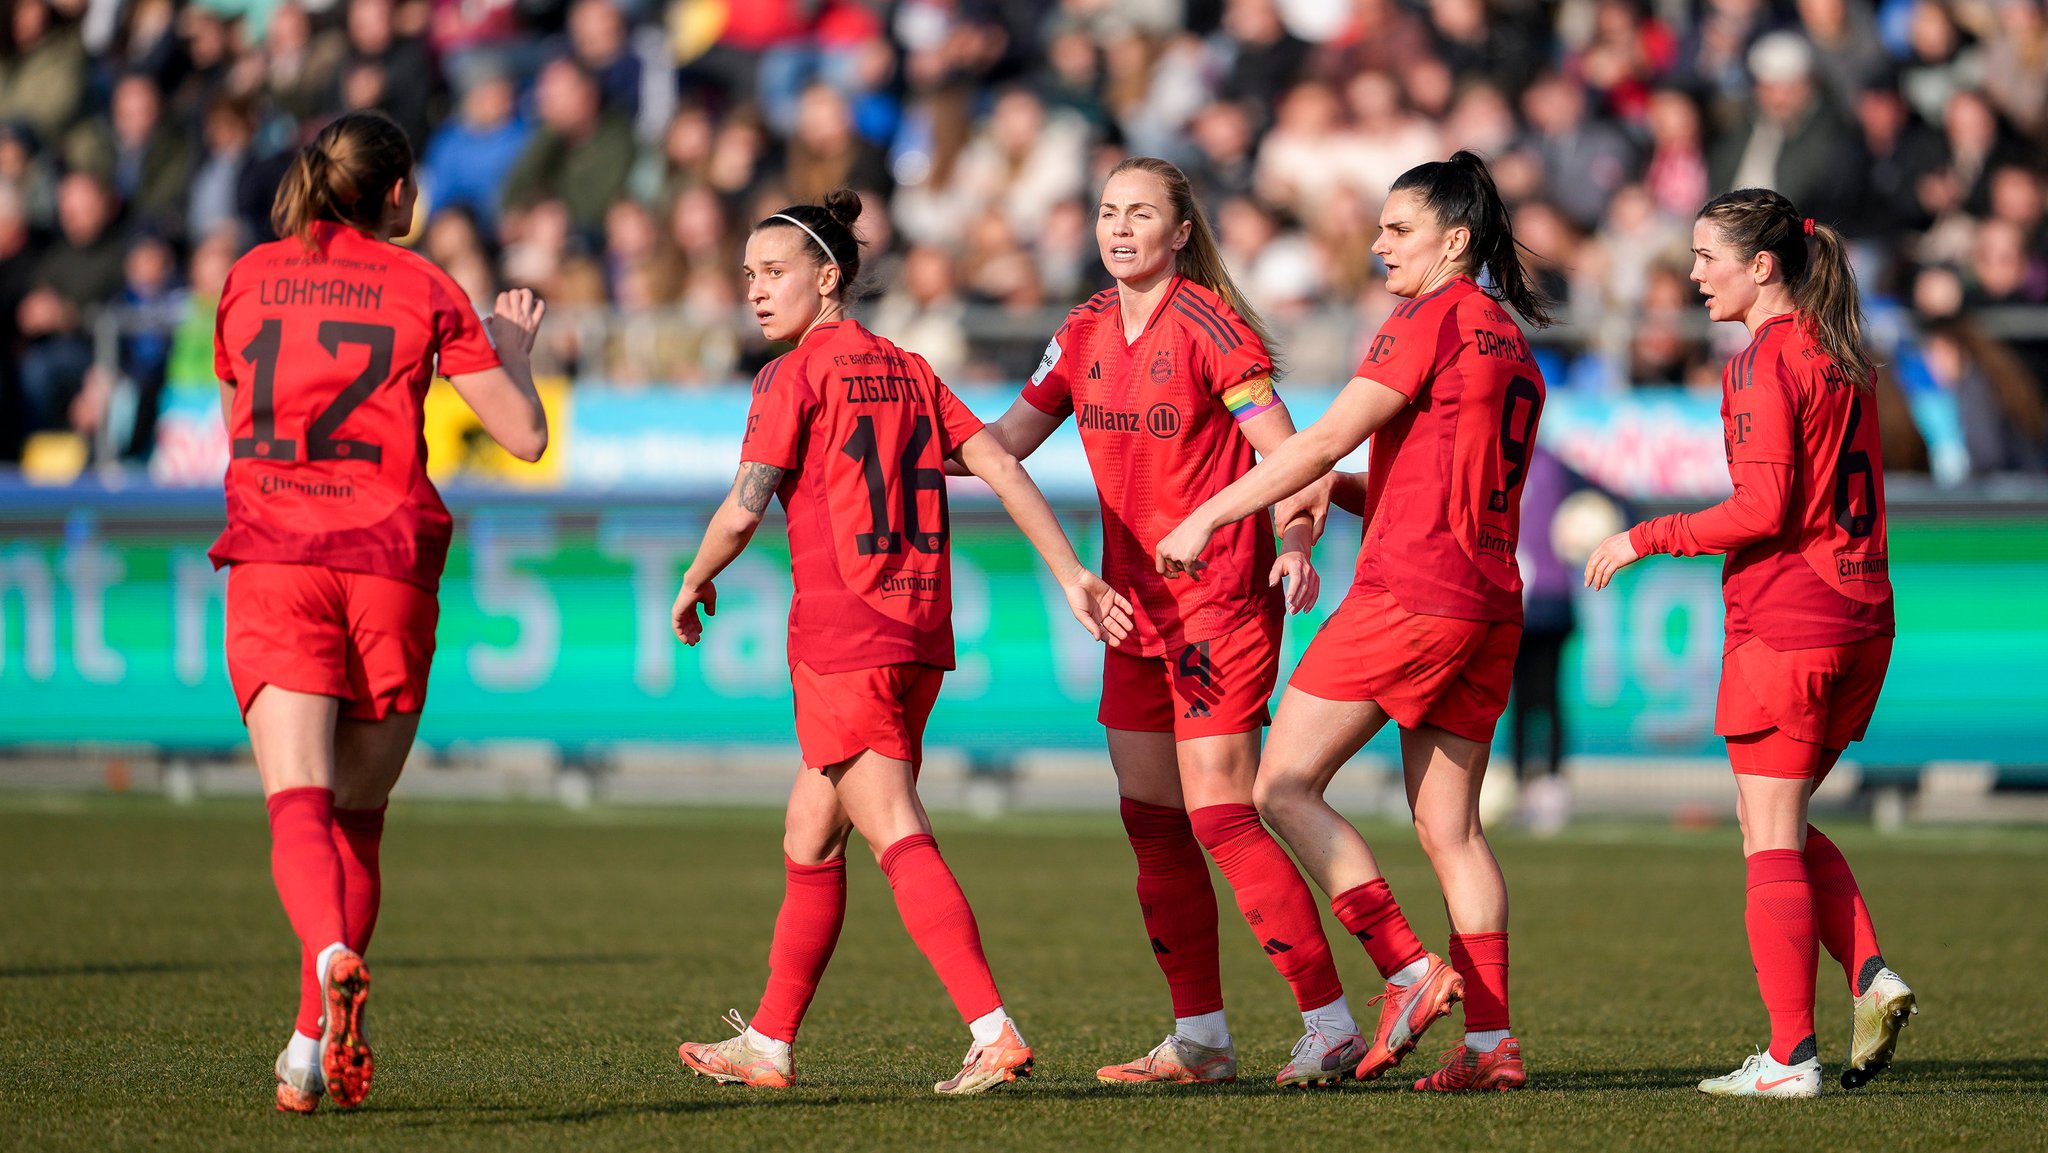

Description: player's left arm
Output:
[1156,374,1408,576]
[673,461,783,645]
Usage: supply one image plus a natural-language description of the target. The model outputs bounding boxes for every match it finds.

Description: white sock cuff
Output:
[1173,1010,1231,1049]
[314,942,349,985]
[968,1007,1014,1047]
[1466,1028,1511,1053]
[1389,957,1429,987]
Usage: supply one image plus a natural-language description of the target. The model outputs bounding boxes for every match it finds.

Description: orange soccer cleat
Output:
[318,949,374,1109]
[1096,1034,1238,1085]
[934,1020,1033,1096]
[1355,952,1464,1082]
[1412,1036,1527,1092]
[274,1046,323,1114]
[677,1010,795,1088]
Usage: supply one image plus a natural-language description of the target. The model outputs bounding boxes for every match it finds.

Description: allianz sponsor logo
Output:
[879,568,943,602]
[1077,402,1144,433]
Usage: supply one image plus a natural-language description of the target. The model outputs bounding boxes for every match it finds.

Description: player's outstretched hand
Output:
[487,289,547,359]
[672,579,717,645]
[1065,570,1134,646]
[1269,549,1320,614]
[1154,519,1213,580]
[1583,530,1642,591]
[1274,471,1337,544]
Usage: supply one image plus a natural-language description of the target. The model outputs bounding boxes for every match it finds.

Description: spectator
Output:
[423,63,531,236]
[336,0,441,149]
[1674,0,1771,119]
[784,83,890,203]
[502,59,636,238]
[1184,100,1260,205]
[1519,71,1635,231]
[70,73,191,244]
[1710,33,1859,226]
[869,243,970,381]
[1341,69,1440,203]
[1642,87,1710,221]
[1966,217,2047,305]
[560,0,641,119]
[186,96,258,246]
[70,231,187,460]
[1568,0,1679,123]
[1989,165,2046,252]
[0,0,87,143]
[1254,80,1362,220]
[1428,0,1541,97]
[1940,90,2028,217]
[14,174,124,443]
[1851,77,1947,244]
[1796,0,1891,116]
[1926,317,2048,474]
[1316,0,1435,79]
[0,181,46,460]
[1899,0,1986,129]
[1216,194,1326,317]
[1216,0,1314,112]
[1982,0,2047,142]
[1625,263,1716,387]
[260,2,349,126]
[1440,81,1519,157]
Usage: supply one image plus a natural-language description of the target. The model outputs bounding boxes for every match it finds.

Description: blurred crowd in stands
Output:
[0,0,2044,474]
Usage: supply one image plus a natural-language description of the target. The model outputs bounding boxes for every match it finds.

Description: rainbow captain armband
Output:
[1222,375,1279,422]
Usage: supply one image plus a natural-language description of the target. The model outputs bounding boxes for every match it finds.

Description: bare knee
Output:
[1252,770,1311,824]
[782,820,850,866]
[1412,808,1483,861]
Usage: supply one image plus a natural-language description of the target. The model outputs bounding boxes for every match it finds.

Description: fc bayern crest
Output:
[1150,352,1172,383]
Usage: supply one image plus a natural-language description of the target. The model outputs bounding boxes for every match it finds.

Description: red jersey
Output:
[1350,276,1544,622]
[208,222,499,591]
[1021,277,1284,656]
[1668,313,1893,650]
[742,320,985,674]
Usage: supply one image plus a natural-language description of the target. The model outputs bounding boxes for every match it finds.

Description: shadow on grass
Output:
[0,951,664,981]
[1537,1057,2048,1095]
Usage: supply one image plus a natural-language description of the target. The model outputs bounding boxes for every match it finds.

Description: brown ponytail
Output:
[271,111,416,250]
[1107,156,1284,378]
[1697,188,1875,390]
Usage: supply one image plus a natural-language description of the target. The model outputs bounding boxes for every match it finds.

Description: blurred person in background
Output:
[1795,0,1890,115]
[1342,70,1441,204]
[187,95,260,245]
[1254,80,1362,221]
[260,2,350,127]
[335,0,440,149]
[1184,100,1259,206]
[1428,0,1541,98]
[502,59,636,239]
[557,0,641,119]
[1316,0,1435,79]
[783,82,889,203]
[1711,33,1860,229]
[1981,0,2047,143]
[866,242,970,382]
[1641,87,1710,221]
[1939,90,2028,218]
[68,230,186,460]
[1898,0,1984,129]
[422,60,531,239]
[0,0,87,144]
[14,172,123,446]
[1849,76,1945,249]
[1518,71,1635,232]
[163,227,243,398]
[1924,316,2048,474]
[70,72,191,244]
[1215,0,1314,112]
[1565,0,1678,123]
[0,179,45,461]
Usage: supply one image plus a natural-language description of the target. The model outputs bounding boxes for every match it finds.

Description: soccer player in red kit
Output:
[210,112,550,1113]
[669,190,1130,1095]
[1159,152,1554,1093]
[966,157,1357,1088]
[1585,189,1916,1098]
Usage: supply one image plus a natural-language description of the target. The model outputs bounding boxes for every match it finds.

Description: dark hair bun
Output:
[822,188,863,229]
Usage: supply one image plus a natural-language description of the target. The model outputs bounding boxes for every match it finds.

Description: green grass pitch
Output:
[3,793,2046,1152]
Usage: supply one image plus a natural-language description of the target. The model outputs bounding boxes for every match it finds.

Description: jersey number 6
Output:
[840,414,948,556]
[1833,394,1877,539]
[232,318,397,464]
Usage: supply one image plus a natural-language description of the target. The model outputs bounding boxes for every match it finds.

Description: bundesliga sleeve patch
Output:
[1222,375,1278,422]
[1030,337,1063,385]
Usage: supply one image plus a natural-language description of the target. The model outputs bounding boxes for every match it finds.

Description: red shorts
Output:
[225,562,438,722]
[1717,635,1892,776]
[791,661,944,771]
[1099,610,1280,740]
[1287,581,1521,743]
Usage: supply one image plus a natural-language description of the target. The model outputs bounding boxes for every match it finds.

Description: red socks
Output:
[1330,878,1426,980]
[1805,826,1885,995]
[1449,932,1510,1032]
[752,856,849,1043]
[292,803,387,1039]
[1188,804,1344,1012]
[268,788,348,1039]
[878,833,1002,1024]
[1745,848,1818,1064]
[1119,798,1225,1017]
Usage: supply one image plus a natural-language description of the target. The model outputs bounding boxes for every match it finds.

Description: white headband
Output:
[770,213,841,275]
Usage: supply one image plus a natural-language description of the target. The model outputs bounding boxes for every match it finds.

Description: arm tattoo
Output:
[736,462,786,515]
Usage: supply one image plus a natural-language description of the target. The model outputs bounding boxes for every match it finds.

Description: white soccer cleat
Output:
[274,1046,324,1114]
[1843,967,1917,1089]
[1274,1028,1367,1088]
[1697,1049,1821,1098]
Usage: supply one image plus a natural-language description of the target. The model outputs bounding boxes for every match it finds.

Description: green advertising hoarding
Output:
[1,489,2044,765]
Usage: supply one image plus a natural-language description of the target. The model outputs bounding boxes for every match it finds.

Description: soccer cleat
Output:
[1096,1034,1238,1085]
[934,1020,1033,1095]
[1413,1036,1527,1092]
[677,1010,794,1088]
[1355,953,1464,1081]
[319,949,373,1109]
[274,1046,323,1114]
[1274,1029,1367,1088]
[1842,968,1917,1089]
[1697,1049,1821,1098]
